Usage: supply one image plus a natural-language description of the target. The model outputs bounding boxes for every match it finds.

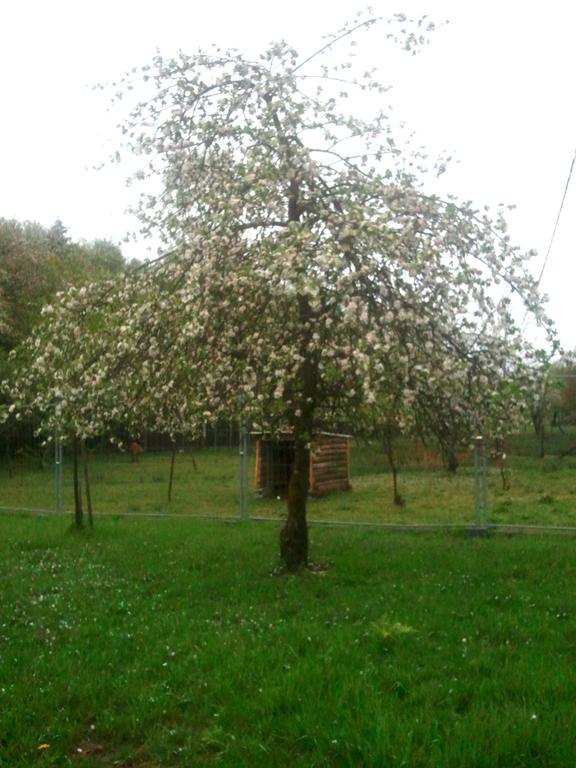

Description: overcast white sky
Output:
[1,0,575,349]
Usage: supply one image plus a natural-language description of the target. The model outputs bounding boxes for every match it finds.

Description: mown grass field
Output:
[1,441,576,527]
[2,515,576,766]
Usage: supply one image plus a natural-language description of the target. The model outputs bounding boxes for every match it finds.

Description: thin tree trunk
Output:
[72,435,84,529]
[384,430,404,507]
[499,456,510,491]
[538,423,545,459]
[495,438,511,491]
[436,426,459,473]
[81,439,94,528]
[445,444,459,473]
[532,407,546,458]
[168,442,177,502]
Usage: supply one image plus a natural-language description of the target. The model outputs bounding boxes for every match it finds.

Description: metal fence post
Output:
[482,439,489,527]
[473,435,489,531]
[54,432,63,514]
[239,424,248,520]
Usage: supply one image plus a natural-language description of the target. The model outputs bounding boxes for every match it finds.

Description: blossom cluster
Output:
[1,28,557,449]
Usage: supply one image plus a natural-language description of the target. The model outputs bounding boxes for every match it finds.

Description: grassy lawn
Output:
[0,450,242,519]
[1,445,575,528]
[2,515,576,766]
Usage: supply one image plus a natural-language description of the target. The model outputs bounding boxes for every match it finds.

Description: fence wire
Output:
[1,423,576,532]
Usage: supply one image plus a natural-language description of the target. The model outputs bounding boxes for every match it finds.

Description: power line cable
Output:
[536,147,576,287]
[521,146,576,331]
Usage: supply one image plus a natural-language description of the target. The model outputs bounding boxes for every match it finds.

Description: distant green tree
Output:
[550,358,576,427]
[0,218,129,361]
[47,218,71,253]
[0,218,133,484]
[81,239,126,276]
[560,375,576,425]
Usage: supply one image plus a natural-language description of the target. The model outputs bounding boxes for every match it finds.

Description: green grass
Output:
[2,516,576,766]
[1,445,576,527]
[0,449,241,518]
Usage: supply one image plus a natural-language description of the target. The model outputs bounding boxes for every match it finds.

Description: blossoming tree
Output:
[4,16,555,567]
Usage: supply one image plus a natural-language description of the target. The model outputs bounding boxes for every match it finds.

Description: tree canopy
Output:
[4,15,557,567]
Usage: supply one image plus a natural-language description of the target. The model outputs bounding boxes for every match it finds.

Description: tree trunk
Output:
[276,159,316,570]
[538,423,545,459]
[445,445,459,473]
[168,442,177,502]
[491,438,511,491]
[499,454,510,491]
[383,429,404,507]
[532,407,546,458]
[72,435,84,529]
[81,439,94,528]
[281,432,310,570]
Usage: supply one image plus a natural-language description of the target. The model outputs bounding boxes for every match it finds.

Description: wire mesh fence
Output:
[1,421,576,531]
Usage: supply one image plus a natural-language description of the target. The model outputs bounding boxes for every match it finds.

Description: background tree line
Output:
[0,218,135,370]
[0,217,135,458]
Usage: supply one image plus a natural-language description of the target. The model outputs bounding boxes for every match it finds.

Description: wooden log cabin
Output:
[254,432,352,496]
